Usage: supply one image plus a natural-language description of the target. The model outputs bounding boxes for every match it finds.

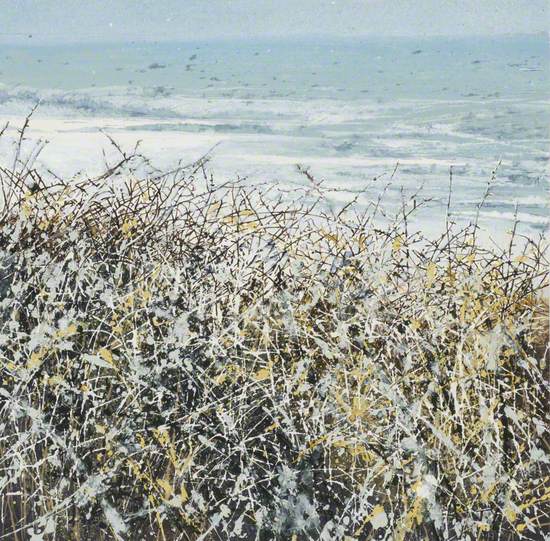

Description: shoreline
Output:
[1,112,547,248]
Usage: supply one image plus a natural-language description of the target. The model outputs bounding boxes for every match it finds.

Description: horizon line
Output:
[0,30,547,47]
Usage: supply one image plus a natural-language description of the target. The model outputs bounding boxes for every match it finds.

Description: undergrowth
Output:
[0,122,548,540]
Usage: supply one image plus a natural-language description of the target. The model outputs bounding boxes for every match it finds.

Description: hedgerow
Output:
[0,122,548,540]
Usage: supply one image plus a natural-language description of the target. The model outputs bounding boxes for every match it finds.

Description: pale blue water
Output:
[0,35,548,235]
[1,36,547,99]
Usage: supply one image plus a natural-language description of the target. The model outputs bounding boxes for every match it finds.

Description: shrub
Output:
[0,124,548,540]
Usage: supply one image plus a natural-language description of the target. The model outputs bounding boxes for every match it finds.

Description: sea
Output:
[0,34,548,239]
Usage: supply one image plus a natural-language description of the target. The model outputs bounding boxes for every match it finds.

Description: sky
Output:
[0,0,548,44]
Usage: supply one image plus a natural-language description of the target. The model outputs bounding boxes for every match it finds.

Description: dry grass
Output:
[0,121,548,540]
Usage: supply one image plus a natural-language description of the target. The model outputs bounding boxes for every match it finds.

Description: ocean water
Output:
[0,35,548,237]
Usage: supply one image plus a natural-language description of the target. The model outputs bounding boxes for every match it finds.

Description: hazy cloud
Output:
[0,0,547,43]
